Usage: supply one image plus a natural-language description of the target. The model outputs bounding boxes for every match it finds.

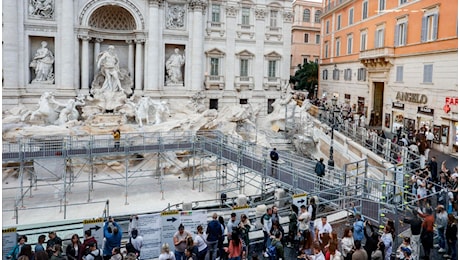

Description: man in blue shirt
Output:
[353,213,364,242]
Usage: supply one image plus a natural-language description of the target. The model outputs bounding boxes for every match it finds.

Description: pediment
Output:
[236,50,255,58]
[264,51,281,59]
[205,48,226,57]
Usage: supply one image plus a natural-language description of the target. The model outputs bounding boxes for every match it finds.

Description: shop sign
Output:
[396,92,428,104]
[445,97,458,105]
[417,106,434,116]
[392,102,405,109]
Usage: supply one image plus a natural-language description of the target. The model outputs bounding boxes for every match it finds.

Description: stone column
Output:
[59,0,75,91]
[126,40,134,79]
[93,38,103,76]
[146,0,162,90]
[190,0,207,90]
[135,39,145,91]
[79,36,91,92]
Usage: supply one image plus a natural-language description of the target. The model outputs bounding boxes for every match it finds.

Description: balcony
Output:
[265,26,282,41]
[206,21,225,37]
[263,77,281,90]
[237,24,255,39]
[234,76,254,90]
[205,75,225,90]
[359,47,394,69]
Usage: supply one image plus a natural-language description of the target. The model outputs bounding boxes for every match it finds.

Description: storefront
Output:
[416,106,434,131]
[439,96,459,154]
[391,102,404,133]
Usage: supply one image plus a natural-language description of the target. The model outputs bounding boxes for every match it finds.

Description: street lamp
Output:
[328,97,339,168]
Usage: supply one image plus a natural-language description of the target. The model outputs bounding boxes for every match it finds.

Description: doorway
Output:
[372,82,384,126]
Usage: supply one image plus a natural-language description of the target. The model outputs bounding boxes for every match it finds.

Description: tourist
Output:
[270,148,279,176]
[270,220,285,246]
[173,223,192,260]
[109,247,123,260]
[50,244,64,260]
[445,213,458,260]
[227,213,239,240]
[206,213,222,260]
[34,251,49,260]
[315,158,326,178]
[315,216,332,249]
[435,205,448,254]
[46,232,62,258]
[194,225,207,260]
[158,243,175,260]
[80,229,98,260]
[428,156,438,182]
[84,242,103,260]
[325,241,342,260]
[298,205,311,238]
[352,213,364,243]
[18,245,34,260]
[341,227,354,260]
[238,214,251,259]
[112,129,120,150]
[425,130,434,148]
[225,231,243,260]
[308,197,317,240]
[217,215,226,259]
[271,206,280,224]
[395,237,411,260]
[371,242,385,260]
[35,235,46,253]
[380,225,393,260]
[184,247,198,260]
[363,220,379,260]
[308,242,325,260]
[352,240,367,260]
[261,207,273,254]
[129,229,143,257]
[103,217,122,260]
[299,229,313,256]
[287,204,299,247]
[66,234,81,260]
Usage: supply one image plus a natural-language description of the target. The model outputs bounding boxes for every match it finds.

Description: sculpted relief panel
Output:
[166,4,186,29]
[29,0,54,19]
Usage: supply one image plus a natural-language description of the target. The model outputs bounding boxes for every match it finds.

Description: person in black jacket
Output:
[363,220,379,260]
[445,214,457,260]
[403,209,422,260]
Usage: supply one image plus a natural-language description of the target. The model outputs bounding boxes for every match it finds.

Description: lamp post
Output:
[328,97,338,168]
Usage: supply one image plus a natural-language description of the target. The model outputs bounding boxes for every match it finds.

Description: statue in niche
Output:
[166,5,185,29]
[165,48,185,84]
[29,0,54,19]
[30,41,55,83]
[91,45,133,112]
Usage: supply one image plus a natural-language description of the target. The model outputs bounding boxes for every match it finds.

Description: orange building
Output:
[319,0,458,154]
[291,0,323,75]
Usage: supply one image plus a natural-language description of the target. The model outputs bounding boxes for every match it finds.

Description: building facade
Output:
[3,0,293,114]
[319,0,458,154]
[290,0,322,75]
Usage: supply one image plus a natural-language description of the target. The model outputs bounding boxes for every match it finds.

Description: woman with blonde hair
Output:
[158,243,175,260]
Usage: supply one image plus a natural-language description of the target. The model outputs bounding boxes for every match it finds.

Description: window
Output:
[211,4,221,23]
[337,14,342,30]
[304,33,309,43]
[315,10,322,23]
[268,60,277,78]
[240,59,249,77]
[357,68,366,81]
[303,57,308,64]
[210,58,219,76]
[267,99,275,114]
[344,69,352,81]
[379,0,385,12]
[423,64,433,83]
[316,34,320,44]
[324,42,329,58]
[362,1,368,20]
[210,99,218,110]
[375,28,384,48]
[394,20,408,46]
[335,38,340,57]
[347,34,353,54]
[242,7,250,25]
[240,99,248,104]
[270,10,278,28]
[348,8,354,25]
[360,31,367,51]
[303,9,311,22]
[322,70,328,80]
[421,12,439,42]
[399,0,407,5]
[396,65,404,82]
[326,20,330,34]
[333,68,340,80]
[314,57,319,63]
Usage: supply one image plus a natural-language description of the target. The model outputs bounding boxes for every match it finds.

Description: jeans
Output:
[207,241,218,260]
[263,231,270,250]
[197,247,207,260]
[410,234,420,260]
[438,227,446,250]
[174,250,184,260]
[448,239,458,260]
[229,257,241,260]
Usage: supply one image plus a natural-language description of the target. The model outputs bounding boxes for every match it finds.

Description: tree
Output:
[290,62,318,98]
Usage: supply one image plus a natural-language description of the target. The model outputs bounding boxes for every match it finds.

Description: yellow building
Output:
[319,0,458,154]
[291,0,323,75]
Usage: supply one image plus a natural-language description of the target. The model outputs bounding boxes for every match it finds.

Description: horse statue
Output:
[151,100,171,125]
[134,96,154,127]
[21,92,64,124]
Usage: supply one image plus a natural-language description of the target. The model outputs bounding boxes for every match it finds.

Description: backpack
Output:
[267,241,280,260]
[270,151,279,161]
[89,249,103,260]
[126,238,139,254]
[260,213,267,225]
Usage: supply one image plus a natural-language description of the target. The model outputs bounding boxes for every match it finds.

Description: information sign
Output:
[2,227,17,260]
[137,213,162,260]
[161,210,181,254]
[83,218,104,248]
[292,193,308,207]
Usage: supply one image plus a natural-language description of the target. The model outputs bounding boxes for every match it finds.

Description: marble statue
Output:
[166,4,185,29]
[97,45,123,92]
[151,100,171,125]
[134,97,154,127]
[29,0,54,18]
[21,92,62,124]
[56,96,85,125]
[30,41,54,83]
[166,48,185,84]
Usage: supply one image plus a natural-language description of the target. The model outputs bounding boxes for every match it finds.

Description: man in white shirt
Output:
[315,216,333,244]
[426,130,434,148]
[298,205,311,234]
